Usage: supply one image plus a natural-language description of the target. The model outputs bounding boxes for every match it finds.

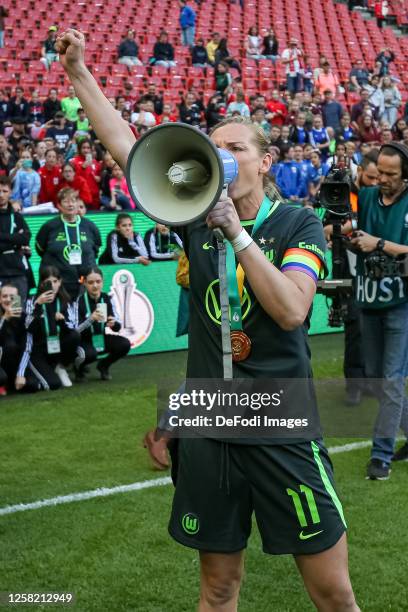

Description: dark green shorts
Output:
[168,438,346,555]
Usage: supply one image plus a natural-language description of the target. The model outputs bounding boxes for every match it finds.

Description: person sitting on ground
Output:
[70,266,131,382]
[40,26,59,70]
[99,213,150,265]
[38,148,62,205]
[36,187,101,299]
[0,283,25,395]
[71,138,102,210]
[118,29,143,67]
[16,266,80,391]
[214,38,241,73]
[144,223,183,260]
[153,31,176,68]
[245,26,264,60]
[11,149,41,210]
[191,38,209,67]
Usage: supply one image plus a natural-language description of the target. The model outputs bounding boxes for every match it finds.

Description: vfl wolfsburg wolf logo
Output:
[182,513,200,535]
[205,279,252,325]
[107,270,154,348]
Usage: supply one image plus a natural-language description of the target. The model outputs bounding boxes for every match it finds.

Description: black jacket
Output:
[0,204,31,278]
[144,228,183,260]
[153,42,174,62]
[262,35,279,56]
[99,230,148,264]
[70,291,121,343]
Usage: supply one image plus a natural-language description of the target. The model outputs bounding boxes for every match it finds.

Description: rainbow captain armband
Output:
[280,248,323,282]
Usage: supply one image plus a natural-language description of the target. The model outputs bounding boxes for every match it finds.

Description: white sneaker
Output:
[55,364,73,388]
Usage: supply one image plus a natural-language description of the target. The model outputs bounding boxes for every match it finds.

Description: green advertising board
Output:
[24,212,338,356]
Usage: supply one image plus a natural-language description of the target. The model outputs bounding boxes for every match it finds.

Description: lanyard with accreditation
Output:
[62,215,82,265]
[217,195,278,377]
[42,298,61,354]
[84,293,106,353]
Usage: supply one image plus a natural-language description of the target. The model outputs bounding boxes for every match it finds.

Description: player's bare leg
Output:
[295,533,360,611]
[198,551,244,611]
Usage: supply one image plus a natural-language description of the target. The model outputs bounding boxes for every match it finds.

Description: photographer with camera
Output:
[351,143,408,479]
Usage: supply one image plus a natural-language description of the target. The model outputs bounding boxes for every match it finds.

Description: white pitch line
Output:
[0,440,373,518]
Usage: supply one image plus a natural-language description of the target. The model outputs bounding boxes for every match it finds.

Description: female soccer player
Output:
[70,267,130,381]
[56,30,359,611]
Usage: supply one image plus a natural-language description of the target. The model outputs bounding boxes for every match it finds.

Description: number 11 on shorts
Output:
[286,485,321,527]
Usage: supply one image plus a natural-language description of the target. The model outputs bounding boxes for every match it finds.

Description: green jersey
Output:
[61,96,82,122]
[356,186,408,309]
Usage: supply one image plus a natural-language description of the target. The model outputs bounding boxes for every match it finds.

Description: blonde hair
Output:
[209,116,281,201]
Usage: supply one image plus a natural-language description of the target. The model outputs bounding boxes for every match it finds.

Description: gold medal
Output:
[230,330,251,362]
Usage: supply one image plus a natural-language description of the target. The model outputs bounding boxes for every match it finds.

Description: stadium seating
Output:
[0,0,407,106]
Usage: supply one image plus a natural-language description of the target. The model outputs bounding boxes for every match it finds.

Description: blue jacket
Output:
[179,5,196,28]
[275,161,304,199]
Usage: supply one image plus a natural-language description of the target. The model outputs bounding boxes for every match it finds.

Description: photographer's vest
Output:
[356,186,408,309]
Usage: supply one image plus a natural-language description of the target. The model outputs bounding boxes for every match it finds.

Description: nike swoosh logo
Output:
[203,242,215,250]
[299,530,323,540]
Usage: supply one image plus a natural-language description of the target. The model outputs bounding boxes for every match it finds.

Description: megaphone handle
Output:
[217,232,233,380]
[212,185,228,242]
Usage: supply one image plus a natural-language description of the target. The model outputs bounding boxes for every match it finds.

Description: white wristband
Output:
[230,229,253,253]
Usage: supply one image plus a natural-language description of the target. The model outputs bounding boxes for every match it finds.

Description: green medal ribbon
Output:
[62,215,82,252]
[42,298,61,354]
[42,298,61,338]
[225,196,277,331]
[10,213,15,234]
[84,293,105,353]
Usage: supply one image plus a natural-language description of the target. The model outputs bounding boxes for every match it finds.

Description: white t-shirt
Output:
[281,48,303,76]
[130,111,156,127]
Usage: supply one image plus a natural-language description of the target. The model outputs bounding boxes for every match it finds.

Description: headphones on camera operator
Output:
[364,142,408,280]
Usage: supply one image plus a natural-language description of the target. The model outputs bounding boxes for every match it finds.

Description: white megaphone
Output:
[125,122,238,225]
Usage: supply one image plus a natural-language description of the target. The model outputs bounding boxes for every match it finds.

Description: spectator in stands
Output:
[205,95,227,130]
[71,139,101,210]
[293,144,311,197]
[0,175,31,301]
[284,99,300,126]
[0,283,25,394]
[140,83,164,115]
[321,89,343,130]
[71,266,130,382]
[392,117,406,140]
[281,37,304,94]
[366,75,385,118]
[11,150,41,210]
[61,85,82,125]
[43,88,62,123]
[269,124,283,149]
[307,149,329,201]
[107,163,134,211]
[309,114,330,160]
[45,111,73,152]
[59,162,92,207]
[251,108,271,136]
[302,55,314,94]
[0,135,15,176]
[38,148,62,205]
[349,59,370,92]
[40,26,59,70]
[357,113,381,145]
[99,213,150,265]
[8,87,29,123]
[157,102,178,123]
[0,6,8,49]
[206,32,220,66]
[131,99,157,128]
[227,89,250,117]
[381,76,401,127]
[144,223,183,260]
[266,90,287,126]
[118,29,143,67]
[16,266,80,391]
[99,151,115,209]
[275,144,304,200]
[28,90,44,126]
[215,38,241,74]
[0,89,8,131]
[179,0,196,47]
[335,112,356,141]
[245,26,264,61]
[7,118,30,157]
[261,27,279,63]
[375,48,395,76]
[179,92,202,127]
[315,62,340,98]
[374,0,389,28]
[350,89,377,124]
[75,107,90,135]
[380,126,393,144]
[289,112,310,144]
[192,38,209,67]
[279,124,293,149]
[36,187,101,299]
[153,31,176,68]
[215,61,232,97]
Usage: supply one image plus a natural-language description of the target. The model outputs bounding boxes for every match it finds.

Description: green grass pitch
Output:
[0,335,407,611]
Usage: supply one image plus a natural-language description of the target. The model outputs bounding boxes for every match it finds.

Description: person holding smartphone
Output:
[71,138,102,210]
[69,267,130,381]
[0,283,26,395]
[16,266,80,391]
